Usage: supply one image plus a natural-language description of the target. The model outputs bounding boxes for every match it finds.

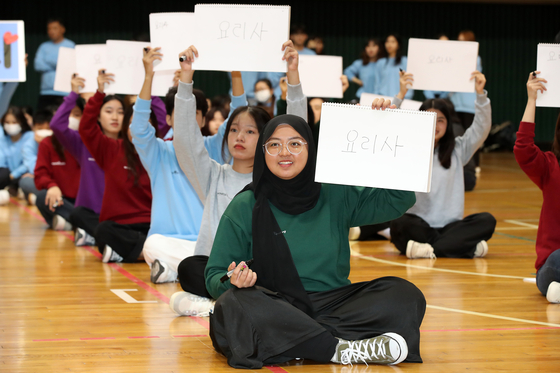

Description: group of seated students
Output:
[1,36,559,369]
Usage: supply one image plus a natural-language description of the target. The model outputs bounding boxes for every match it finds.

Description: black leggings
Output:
[178,255,212,298]
[95,221,150,263]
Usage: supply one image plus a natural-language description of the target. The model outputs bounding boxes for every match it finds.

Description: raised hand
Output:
[178,46,198,84]
[396,70,414,99]
[371,98,396,111]
[341,75,350,94]
[71,73,85,93]
[97,69,114,93]
[526,71,547,101]
[282,40,300,85]
[142,46,163,77]
[470,70,486,95]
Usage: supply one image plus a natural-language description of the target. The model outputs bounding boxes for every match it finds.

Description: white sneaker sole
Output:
[383,332,408,365]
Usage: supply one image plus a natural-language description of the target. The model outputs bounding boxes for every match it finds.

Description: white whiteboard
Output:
[536,43,560,108]
[0,21,26,82]
[150,12,195,72]
[360,92,423,111]
[152,70,176,97]
[299,55,343,98]
[105,40,145,95]
[316,103,436,193]
[53,47,76,93]
[75,44,107,93]
[193,4,290,72]
[407,38,478,93]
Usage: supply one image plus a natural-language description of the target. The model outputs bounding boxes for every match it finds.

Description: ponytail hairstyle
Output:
[419,99,455,169]
[221,106,271,163]
[51,135,66,161]
[553,112,560,165]
[120,105,159,185]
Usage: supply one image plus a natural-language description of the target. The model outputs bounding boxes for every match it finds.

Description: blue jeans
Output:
[536,249,560,296]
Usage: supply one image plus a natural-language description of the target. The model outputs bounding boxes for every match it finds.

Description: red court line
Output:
[265,366,290,373]
[33,339,69,342]
[173,335,208,338]
[129,336,160,339]
[80,337,116,340]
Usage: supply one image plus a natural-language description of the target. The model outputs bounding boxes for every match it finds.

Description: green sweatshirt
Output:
[205,184,415,299]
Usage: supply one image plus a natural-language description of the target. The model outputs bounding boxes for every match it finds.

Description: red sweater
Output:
[34,137,81,199]
[79,91,152,225]
[514,122,560,270]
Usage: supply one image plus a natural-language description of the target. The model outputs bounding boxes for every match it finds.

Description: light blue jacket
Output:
[34,38,75,95]
[375,56,414,99]
[21,135,39,175]
[344,59,378,98]
[130,93,246,240]
[0,131,34,178]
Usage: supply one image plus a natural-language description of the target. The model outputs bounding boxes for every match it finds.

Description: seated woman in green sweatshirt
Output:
[204,105,426,369]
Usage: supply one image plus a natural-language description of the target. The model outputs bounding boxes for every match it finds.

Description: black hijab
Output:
[240,114,321,316]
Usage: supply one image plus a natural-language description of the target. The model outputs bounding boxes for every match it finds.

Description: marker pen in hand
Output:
[179,55,187,62]
[220,259,254,283]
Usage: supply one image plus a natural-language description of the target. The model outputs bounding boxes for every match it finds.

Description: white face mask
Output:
[36,129,53,138]
[68,117,80,131]
[255,89,272,103]
[4,123,22,137]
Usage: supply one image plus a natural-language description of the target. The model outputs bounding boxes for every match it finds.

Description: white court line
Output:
[427,304,560,328]
[350,249,526,280]
[504,219,539,229]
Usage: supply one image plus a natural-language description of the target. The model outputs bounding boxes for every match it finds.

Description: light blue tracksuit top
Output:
[0,131,34,178]
[130,93,246,240]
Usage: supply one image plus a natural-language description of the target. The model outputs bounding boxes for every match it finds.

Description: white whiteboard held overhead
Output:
[75,44,107,93]
[536,43,560,108]
[53,47,76,93]
[193,4,291,72]
[150,13,195,71]
[316,103,436,193]
[0,21,26,82]
[360,92,423,111]
[105,40,147,95]
[299,55,343,98]
[407,38,478,93]
[152,70,177,97]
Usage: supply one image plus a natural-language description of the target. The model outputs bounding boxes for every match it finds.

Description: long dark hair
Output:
[202,106,229,137]
[420,99,455,169]
[255,78,276,119]
[98,95,125,136]
[1,106,31,136]
[121,105,159,185]
[553,112,560,165]
[361,38,384,65]
[221,106,271,162]
[384,34,403,66]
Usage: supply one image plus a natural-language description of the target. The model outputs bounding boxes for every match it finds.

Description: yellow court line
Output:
[350,249,526,280]
[495,227,537,231]
[426,304,560,328]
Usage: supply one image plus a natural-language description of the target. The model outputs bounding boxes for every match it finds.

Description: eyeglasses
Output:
[263,139,308,156]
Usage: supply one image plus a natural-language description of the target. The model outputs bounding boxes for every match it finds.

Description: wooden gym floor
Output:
[1,152,559,372]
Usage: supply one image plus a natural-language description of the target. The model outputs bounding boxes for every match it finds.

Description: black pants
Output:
[390,212,496,258]
[69,206,100,237]
[356,222,391,241]
[35,190,75,228]
[457,111,480,166]
[178,255,212,299]
[94,221,150,263]
[210,277,425,369]
[0,167,19,192]
[37,95,64,111]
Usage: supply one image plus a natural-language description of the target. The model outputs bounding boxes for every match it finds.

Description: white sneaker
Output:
[150,259,170,283]
[377,227,391,240]
[474,240,488,258]
[0,190,10,205]
[406,240,436,259]
[27,193,37,206]
[332,332,408,366]
[169,291,215,317]
[75,228,96,246]
[102,245,123,263]
[52,214,72,231]
[546,281,560,304]
[17,188,25,200]
[348,227,361,241]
